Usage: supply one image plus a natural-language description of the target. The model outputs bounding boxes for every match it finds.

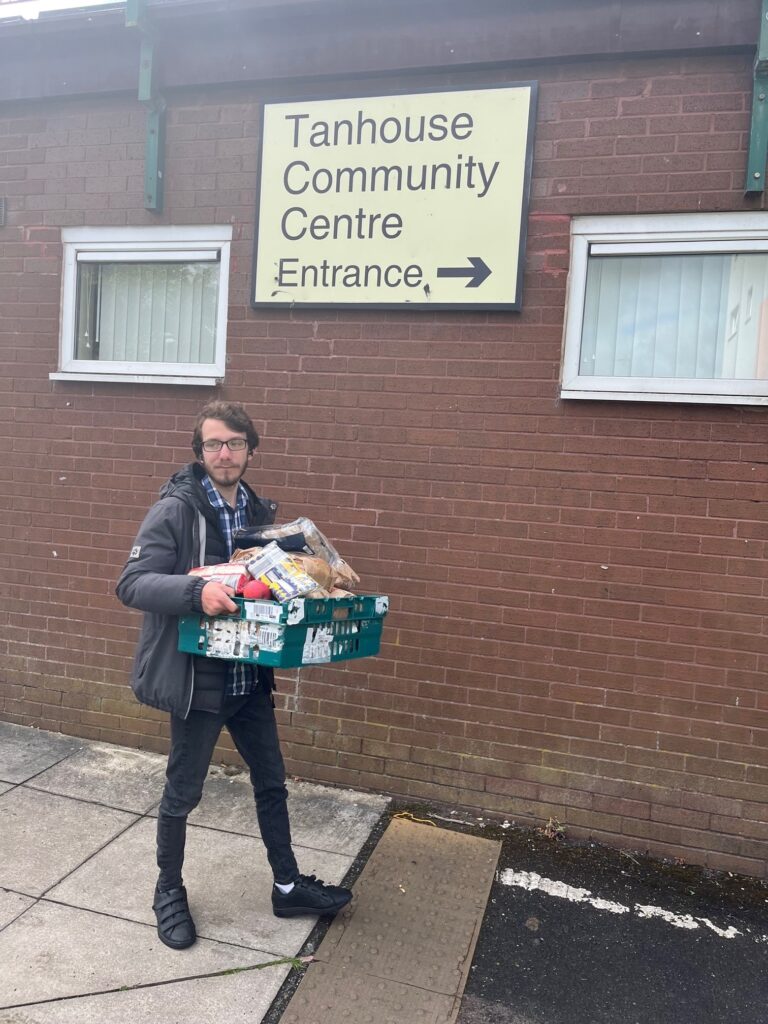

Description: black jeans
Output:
[156,687,299,887]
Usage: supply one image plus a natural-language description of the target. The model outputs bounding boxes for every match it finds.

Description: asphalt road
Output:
[456,824,768,1024]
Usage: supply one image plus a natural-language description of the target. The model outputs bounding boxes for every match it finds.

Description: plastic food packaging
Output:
[231,546,266,564]
[245,542,319,602]
[290,553,335,590]
[234,517,360,587]
[188,563,251,592]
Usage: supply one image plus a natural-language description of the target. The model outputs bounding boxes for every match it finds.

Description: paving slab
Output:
[0,787,136,896]
[0,890,36,930]
[48,815,354,955]
[28,741,168,814]
[0,962,291,1024]
[284,778,388,855]
[0,900,278,1007]
[0,783,12,797]
[0,723,82,784]
[165,768,388,857]
[283,818,500,1024]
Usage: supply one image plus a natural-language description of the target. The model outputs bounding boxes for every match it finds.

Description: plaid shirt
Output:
[201,475,256,697]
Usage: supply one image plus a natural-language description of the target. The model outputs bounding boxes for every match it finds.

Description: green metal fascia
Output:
[126,0,165,212]
[745,0,768,192]
[125,0,147,31]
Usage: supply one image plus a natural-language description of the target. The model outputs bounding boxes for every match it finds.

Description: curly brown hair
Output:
[191,401,259,457]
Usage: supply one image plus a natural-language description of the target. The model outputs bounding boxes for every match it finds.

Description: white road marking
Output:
[498,869,763,942]
[635,905,699,930]
[504,870,629,914]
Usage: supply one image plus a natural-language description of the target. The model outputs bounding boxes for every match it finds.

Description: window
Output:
[561,213,768,405]
[52,226,232,384]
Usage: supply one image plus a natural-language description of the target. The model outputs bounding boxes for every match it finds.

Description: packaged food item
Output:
[245,542,318,602]
[233,523,309,553]
[231,546,263,564]
[188,563,251,592]
[234,517,360,587]
[233,546,335,582]
[290,553,335,590]
[328,559,359,590]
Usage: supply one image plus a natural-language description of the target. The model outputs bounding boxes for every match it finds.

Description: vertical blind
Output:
[75,261,219,364]
[580,252,768,380]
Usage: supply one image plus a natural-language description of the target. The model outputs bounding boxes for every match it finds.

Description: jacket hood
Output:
[159,463,277,526]
[160,462,208,505]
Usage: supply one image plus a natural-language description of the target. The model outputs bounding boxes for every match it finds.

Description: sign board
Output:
[252,83,537,311]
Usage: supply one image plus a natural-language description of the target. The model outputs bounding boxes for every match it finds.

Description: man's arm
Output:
[116,498,239,617]
[116,498,206,616]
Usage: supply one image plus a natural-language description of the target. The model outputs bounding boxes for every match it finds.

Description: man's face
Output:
[198,418,251,492]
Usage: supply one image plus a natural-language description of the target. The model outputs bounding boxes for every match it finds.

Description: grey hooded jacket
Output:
[115,463,277,718]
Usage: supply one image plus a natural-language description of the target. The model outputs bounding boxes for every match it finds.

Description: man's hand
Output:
[201,582,238,616]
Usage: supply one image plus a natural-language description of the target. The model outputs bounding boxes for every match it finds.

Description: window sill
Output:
[49,371,220,386]
[561,388,768,406]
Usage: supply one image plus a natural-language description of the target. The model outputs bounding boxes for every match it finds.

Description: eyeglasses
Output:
[201,438,248,452]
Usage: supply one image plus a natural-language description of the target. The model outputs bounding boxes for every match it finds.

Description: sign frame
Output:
[250,81,538,313]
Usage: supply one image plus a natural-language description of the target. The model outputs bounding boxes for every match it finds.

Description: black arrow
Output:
[436,256,491,288]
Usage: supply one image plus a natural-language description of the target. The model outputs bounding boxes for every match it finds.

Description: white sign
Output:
[252,84,536,310]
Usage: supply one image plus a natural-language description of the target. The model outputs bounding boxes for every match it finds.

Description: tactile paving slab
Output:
[282,960,455,1024]
[281,817,500,1024]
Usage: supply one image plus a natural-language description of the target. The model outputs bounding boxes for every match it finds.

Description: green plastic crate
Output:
[178,594,389,668]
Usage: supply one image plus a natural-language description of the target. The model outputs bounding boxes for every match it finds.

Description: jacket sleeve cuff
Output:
[189,576,207,613]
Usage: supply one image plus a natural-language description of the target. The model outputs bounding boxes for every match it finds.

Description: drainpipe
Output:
[126,0,166,212]
[745,0,768,192]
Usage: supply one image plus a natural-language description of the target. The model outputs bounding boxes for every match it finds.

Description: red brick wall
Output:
[2,51,768,876]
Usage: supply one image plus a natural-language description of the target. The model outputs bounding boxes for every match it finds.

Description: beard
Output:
[205,461,247,491]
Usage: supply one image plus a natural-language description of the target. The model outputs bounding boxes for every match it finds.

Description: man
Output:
[116,400,351,950]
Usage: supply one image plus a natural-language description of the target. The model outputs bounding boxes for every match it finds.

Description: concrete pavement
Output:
[0,721,388,1023]
[3,720,767,1024]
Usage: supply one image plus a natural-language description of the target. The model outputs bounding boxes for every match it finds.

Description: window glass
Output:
[581,252,768,381]
[74,261,219,364]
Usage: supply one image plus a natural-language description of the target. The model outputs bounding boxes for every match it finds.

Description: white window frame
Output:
[52,225,233,385]
[561,212,768,406]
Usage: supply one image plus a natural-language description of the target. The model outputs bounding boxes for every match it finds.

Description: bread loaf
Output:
[291,554,335,590]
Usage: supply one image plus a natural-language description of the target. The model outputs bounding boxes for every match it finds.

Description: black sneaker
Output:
[272,874,352,918]
[153,885,197,950]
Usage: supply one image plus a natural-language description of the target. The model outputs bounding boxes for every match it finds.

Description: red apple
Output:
[241,579,273,600]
